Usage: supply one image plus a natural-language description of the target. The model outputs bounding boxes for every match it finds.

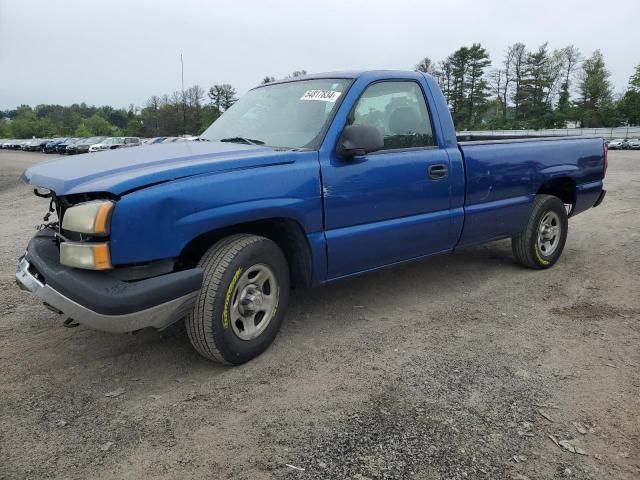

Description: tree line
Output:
[0,83,239,139]
[416,43,640,130]
[0,55,638,139]
[0,68,318,139]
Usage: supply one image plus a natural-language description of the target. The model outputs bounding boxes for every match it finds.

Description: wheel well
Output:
[537,177,576,208]
[176,218,313,289]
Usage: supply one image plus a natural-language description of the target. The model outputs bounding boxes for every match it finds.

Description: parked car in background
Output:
[13,139,30,150]
[89,137,123,152]
[66,136,107,155]
[122,137,141,148]
[44,138,67,153]
[160,135,199,144]
[37,139,51,152]
[55,138,80,154]
[143,137,166,145]
[607,138,629,150]
[89,137,141,152]
[627,138,640,150]
[25,139,51,151]
[23,139,43,151]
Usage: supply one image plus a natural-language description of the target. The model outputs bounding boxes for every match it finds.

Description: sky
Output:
[1,0,638,110]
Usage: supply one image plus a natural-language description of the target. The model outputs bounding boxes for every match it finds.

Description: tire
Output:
[186,234,290,364]
[512,194,568,269]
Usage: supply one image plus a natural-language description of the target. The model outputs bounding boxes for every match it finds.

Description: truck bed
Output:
[454,135,605,248]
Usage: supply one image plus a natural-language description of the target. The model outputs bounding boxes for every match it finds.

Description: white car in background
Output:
[89,137,141,152]
[160,135,202,144]
[627,138,640,150]
[607,138,629,150]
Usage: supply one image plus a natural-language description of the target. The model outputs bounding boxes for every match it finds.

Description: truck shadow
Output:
[283,239,519,334]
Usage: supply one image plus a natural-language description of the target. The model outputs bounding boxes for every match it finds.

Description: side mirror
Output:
[337,124,384,158]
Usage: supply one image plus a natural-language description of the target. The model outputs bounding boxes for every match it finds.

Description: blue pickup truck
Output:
[16,70,607,364]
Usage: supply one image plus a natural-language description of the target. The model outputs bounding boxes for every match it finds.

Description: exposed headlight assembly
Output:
[60,242,112,270]
[60,200,114,270]
[61,200,114,236]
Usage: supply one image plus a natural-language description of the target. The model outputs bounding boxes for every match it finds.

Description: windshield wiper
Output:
[219,137,265,146]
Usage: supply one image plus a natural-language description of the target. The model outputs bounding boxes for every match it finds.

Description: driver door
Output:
[321,80,455,278]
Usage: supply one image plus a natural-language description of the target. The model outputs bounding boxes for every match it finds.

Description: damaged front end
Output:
[33,187,61,233]
[15,188,203,334]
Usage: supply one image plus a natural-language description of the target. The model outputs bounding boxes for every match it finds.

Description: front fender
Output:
[109,152,322,265]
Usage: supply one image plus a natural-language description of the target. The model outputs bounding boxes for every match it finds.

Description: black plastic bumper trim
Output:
[24,230,202,316]
[593,189,606,208]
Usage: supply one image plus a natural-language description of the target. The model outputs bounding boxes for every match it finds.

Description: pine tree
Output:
[519,44,554,128]
[619,64,640,125]
[465,43,491,127]
[444,44,491,129]
[576,50,613,127]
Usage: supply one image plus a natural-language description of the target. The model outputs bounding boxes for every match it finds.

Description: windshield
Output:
[200,78,351,149]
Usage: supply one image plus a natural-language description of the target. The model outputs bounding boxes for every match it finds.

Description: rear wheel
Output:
[512,194,568,269]
[186,234,290,364]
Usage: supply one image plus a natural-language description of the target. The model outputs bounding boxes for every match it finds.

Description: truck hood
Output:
[22,141,290,196]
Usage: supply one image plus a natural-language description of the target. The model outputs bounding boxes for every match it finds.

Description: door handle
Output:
[428,163,448,180]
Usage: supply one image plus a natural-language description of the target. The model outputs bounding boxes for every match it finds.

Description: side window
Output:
[352,81,434,150]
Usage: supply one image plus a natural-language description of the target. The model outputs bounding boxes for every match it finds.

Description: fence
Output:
[457,126,640,140]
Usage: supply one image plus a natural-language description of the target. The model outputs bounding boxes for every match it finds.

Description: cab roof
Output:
[255,70,429,88]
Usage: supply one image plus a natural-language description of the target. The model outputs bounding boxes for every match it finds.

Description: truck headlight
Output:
[61,200,114,235]
[60,242,112,270]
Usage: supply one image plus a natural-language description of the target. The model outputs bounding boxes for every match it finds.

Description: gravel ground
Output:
[0,150,638,480]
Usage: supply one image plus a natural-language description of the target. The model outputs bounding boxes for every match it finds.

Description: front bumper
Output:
[15,231,202,333]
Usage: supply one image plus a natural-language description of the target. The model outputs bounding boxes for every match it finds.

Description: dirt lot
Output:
[0,149,638,480]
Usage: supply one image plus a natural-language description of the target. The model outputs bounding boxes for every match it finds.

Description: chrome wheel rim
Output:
[230,264,278,341]
[537,211,561,256]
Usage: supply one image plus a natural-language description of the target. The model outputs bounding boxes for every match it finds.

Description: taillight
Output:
[603,142,608,177]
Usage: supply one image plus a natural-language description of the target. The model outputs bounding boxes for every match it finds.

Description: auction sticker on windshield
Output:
[300,90,341,102]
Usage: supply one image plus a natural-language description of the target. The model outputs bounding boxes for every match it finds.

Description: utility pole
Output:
[180,54,186,135]
[180,54,185,94]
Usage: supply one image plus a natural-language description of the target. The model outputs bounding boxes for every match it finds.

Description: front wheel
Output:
[186,234,290,364]
[512,194,568,269]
